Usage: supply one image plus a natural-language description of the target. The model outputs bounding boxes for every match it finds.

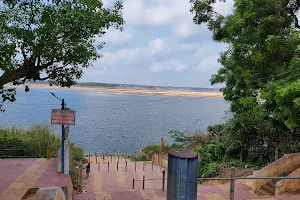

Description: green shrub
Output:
[73,146,84,162]
[0,124,60,157]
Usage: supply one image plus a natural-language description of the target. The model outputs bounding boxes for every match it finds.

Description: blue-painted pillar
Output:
[61,99,65,174]
[167,149,198,200]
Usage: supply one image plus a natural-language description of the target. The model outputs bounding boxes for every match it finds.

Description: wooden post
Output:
[143,175,145,190]
[160,137,163,152]
[230,167,235,200]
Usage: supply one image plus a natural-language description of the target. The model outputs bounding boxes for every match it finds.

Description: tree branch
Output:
[0,58,54,87]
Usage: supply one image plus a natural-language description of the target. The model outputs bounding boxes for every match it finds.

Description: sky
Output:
[81,0,234,88]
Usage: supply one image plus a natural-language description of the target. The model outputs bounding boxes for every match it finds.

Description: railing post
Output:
[117,161,119,172]
[133,178,135,189]
[162,170,165,191]
[143,175,145,190]
[152,161,153,171]
[230,167,235,200]
[108,161,110,172]
[135,160,137,171]
[98,162,100,172]
[126,161,128,172]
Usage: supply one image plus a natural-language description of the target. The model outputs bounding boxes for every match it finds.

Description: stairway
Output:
[257,171,292,196]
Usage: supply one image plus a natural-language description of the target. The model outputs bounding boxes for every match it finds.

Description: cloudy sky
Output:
[81,0,234,88]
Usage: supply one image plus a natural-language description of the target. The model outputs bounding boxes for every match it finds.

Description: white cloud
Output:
[102,28,134,44]
[151,59,187,73]
[99,48,144,66]
[176,23,206,38]
[148,38,165,54]
[123,0,191,25]
[195,56,221,72]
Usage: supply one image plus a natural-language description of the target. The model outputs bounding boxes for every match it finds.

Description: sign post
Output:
[51,104,75,174]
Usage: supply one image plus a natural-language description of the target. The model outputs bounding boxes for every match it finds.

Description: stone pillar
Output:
[35,187,66,200]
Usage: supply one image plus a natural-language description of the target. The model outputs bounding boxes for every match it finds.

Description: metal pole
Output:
[126,161,128,172]
[111,155,112,163]
[135,160,136,171]
[143,175,145,190]
[118,155,119,162]
[230,167,235,200]
[143,161,145,171]
[98,162,100,172]
[133,179,135,189]
[95,152,97,163]
[108,161,110,172]
[162,170,165,191]
[117,161,119,172]
[61,99,65,173]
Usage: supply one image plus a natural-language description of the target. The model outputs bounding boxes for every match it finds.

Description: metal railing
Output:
[0,146,58,159]
[129,168,300,200]
[132,170,166,190]
[0,149,43,158]
[197,167,300,200]
[95,159,156,172]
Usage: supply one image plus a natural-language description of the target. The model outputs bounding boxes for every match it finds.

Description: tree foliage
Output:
[0,0,124,107]
[190,0,300,164]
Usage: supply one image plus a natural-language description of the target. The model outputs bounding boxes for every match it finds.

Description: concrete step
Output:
[262,183,275,195]
[257,188,274,196]
[266,181,276,189]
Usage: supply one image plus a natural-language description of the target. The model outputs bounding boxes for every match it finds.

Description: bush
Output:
[0,137,30,157]
[0,124,61,157]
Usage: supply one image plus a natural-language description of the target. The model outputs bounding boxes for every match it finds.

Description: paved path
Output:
[74,157,300,200]
[0,158,70,200]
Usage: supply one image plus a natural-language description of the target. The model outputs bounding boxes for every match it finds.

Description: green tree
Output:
[0,0,124,107]
[190,0,300,163]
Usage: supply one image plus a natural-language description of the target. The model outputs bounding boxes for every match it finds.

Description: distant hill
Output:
[29,81,220,92]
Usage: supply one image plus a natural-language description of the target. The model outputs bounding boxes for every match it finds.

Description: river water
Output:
[0,88,229,153]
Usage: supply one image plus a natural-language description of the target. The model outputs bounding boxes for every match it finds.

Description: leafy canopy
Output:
[190,0,300,163]
[0,0,124,107]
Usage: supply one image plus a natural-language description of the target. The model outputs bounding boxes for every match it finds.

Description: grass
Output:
[0,124,84,188]
[0,124,61,158]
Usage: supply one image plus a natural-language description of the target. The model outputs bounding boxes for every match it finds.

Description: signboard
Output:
[51,109,76,125]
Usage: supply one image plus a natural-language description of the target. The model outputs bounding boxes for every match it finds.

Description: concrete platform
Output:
[0,158,71,200]
[74,157,300,200]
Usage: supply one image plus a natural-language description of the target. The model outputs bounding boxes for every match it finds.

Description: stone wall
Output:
[152,153,168,168]
[275,166,300,195]
[252,152,300,192]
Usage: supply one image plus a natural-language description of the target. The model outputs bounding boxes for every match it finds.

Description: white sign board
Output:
[51,109,76,125]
